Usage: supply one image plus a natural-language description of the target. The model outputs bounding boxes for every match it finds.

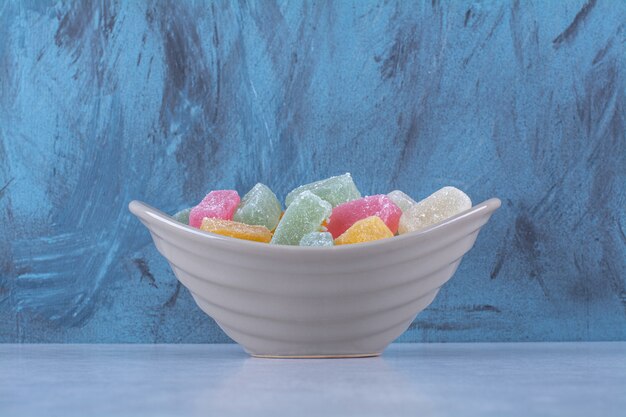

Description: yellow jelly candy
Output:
[334,216,393,245]
[200,217,273,243]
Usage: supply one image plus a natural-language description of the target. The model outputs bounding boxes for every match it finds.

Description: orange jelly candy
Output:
[334,216,394,245]
[200,217,273,243]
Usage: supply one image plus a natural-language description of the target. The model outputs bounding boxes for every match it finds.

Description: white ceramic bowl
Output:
[129,198,500,358]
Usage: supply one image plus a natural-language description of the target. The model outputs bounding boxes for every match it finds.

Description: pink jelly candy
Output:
[189,190,240,228]
[326,194,402,238]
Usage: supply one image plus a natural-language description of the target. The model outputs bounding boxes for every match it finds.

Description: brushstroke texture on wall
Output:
[0,0,624,342]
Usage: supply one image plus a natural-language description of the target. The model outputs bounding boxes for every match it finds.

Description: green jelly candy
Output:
[285,173,361,208]
[299,232,334,247]
[172,208,191,224]
[387,190,417,213]
[271,191,332,245]
[233,183,282,231]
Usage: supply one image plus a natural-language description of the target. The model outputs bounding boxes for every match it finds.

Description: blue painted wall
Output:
[0,0,624,343]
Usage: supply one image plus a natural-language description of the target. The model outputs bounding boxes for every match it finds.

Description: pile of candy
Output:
[172,173,471,246]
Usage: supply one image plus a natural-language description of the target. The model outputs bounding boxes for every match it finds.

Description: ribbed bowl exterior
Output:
[130,198,500,357]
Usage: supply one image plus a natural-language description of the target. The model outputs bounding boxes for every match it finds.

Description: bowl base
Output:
[249,352,382,359]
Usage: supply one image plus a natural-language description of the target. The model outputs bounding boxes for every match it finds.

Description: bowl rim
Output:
[129,197,501,253]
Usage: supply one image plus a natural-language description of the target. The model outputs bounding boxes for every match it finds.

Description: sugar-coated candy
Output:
[167,174,473,246]
[189,190,240,228]
[326,195,402,238]
[285,173,361,208]
[172,208,191,224]
[335,216,394,245]
[200,218,272,243]
[387,190,417,213]
[398,186,472,234]
[299,232,334,247]
[271,191,332,245]
[233,183,282,231]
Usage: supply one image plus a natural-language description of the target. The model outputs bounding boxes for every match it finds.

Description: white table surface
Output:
[1,342,625,417]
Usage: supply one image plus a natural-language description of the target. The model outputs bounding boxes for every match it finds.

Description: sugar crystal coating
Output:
[189,190,240,228]
[398,186,472,234]
[271,191,332,245]
[299,232,334,247]
[285,173,361,208]
[335,216,394,245]
[200,217,272,243]
[387,190,417,213]
[233,183,282,231]
[172,208,191,224]
[326,194,402,238]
